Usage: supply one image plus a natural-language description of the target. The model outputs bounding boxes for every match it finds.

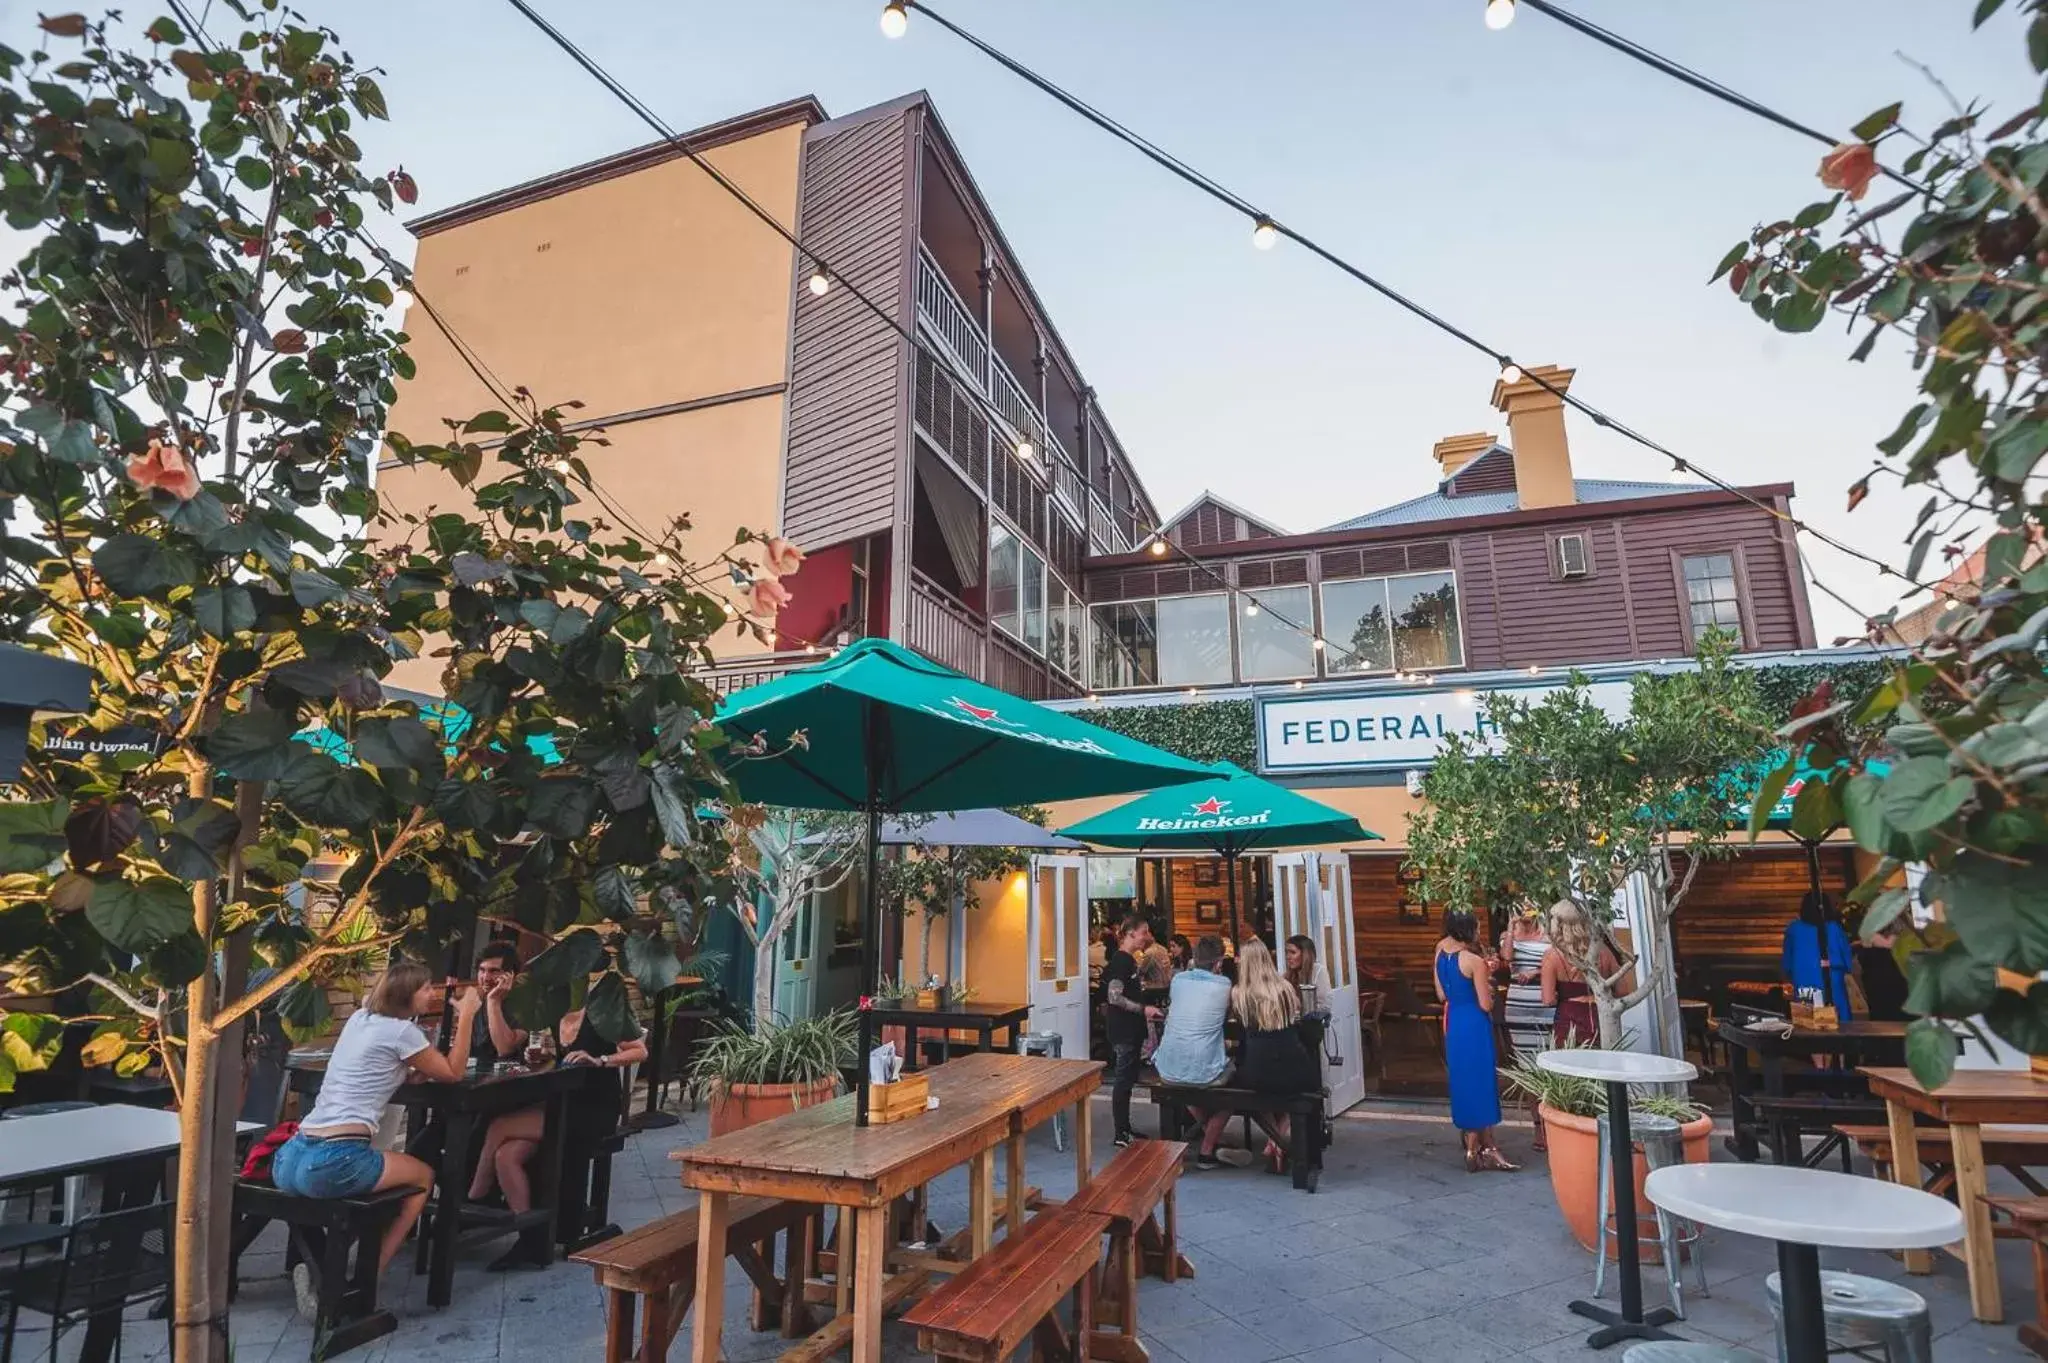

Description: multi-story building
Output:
[378,92,1865,1072]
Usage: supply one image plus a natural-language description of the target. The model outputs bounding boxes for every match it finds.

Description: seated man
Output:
[472,942,529,1068]
[1149,937,1248,1169]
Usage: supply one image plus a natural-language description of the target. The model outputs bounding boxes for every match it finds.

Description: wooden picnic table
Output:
[1861,1065,2048,1322]
[677,1050,1102,1363]
[1720,1019,1906,1161]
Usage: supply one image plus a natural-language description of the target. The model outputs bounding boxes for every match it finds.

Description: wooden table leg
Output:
[429,1110,475,1307]
[1006,1136,1026,1238]
[835,1208,854,1318]
[1952,1121,2004,1322]
[853,1203,887,1363]
[969,1149,994,1259]
[1074,1095,1093,1190]
[1886,1098,1933,1274]
[688,1192,729,1363]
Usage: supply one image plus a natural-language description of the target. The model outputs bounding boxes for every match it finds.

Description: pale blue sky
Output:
[9,1,2035,639]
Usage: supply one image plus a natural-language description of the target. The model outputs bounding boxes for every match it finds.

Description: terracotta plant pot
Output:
[1539,1102,1713,1260]
[707,1075,841,1137]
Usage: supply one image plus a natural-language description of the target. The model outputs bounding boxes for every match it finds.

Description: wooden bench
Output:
[1984,1196,2048,1358]
[1149,1081,1326,1192]
[230,1181,408,1360]
[900,1209,1108,1363]
[1749,1094,1889,1169]
[1066,1139,1192,1363]
[1840,1124,2048,1200]
[570,1195,814,1363]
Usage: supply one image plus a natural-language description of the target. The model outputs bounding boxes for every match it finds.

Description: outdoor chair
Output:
[2,1200,173,1363]
[1357,991,1385,1077]
[1383,977,1443,1057]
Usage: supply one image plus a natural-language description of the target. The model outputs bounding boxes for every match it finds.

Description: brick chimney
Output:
[1490,364,1577,510]
[1431,432,1497,481]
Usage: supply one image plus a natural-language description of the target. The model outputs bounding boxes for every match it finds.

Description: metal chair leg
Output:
[1592,1116,1610,1300]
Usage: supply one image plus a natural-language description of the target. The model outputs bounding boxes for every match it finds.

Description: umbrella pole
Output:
[1226,852,1239,947]
[856,708,885,1128]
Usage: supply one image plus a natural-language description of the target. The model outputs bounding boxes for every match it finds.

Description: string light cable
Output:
[887,0,1936,615]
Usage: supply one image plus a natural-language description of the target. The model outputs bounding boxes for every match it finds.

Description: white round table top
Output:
[1535,1048,1697,1084]
[1645,1163,1963,1250]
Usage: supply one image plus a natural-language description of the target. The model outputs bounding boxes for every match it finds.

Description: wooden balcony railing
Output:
[694,650,816,697]
[906,572,984,678]
[914,248,988,386]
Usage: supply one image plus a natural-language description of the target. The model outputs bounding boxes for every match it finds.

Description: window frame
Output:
[1547,528,1596,581]
[1235,582,1319,683]
[1671,547,1751,649]
[1316,568,1465,679]
[1084,592,1234,690]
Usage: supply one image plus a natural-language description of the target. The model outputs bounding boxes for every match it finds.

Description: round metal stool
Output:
[1764,1269,1932,1363]
[1019,1031,1066,1152]
[1621,1344,1768,1362]
[1595,1110,1709,1318]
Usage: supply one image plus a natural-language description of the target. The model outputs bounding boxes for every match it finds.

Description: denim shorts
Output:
[272,1132,384,1199]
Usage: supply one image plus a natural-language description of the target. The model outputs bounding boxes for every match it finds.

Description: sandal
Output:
[1263,1140,1287,1175]
[1464,1148,1481,1174]
[1477,1148,1520,1173]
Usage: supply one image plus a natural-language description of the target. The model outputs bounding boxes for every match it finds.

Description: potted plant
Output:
[1500,1044,1712,1259]
[692,1008,857,1136]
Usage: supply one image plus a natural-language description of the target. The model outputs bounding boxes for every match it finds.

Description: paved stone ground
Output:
[31,1097,2048,1361]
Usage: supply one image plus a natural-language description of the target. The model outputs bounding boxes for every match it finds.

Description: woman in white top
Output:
[271,961,482,1277]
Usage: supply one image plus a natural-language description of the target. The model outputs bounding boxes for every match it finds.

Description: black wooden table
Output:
[867,1001,1032,1072]
[1718,1018,1906,1162]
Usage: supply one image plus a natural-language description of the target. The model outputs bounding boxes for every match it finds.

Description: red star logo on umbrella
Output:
[1191,796,1228,815]
[950,697,999,722]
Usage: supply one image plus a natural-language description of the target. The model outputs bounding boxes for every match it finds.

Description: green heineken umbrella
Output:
[1059,761,1380,943]
[714,637,1213,1122]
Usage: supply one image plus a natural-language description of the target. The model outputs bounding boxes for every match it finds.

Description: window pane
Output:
[1021,545,1046,654]
[1320,578,1392,675]
[1091,600,1158,689]
[1390,571,1462,670]
[1237,584,1316,681]
[1157,594,1232,685]
[1036,866,1059,981]
[1063,594,1085,679]
[989,523,1020,637]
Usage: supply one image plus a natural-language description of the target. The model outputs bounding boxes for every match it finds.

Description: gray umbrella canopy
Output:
[802,807,1084,850]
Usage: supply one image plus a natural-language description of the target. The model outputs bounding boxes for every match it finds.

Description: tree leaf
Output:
[201,707,303,781]
[191,584,256,640]
[593,865,641,923]
[355,715,443,776]
[524,777,599,840]
[433,777,500,832]
[1880,755,1974,833]
[92,533,195,596]
[527,928,607,987]
[85,876,192,952]
[1850,102,1903,141]
[0,800,70,873]
[290,568,345,606]
[276,748,387,829]
[1905,940,1999,1018]
[1905,1017,1960,1091]
[619,928,680,993]
[1985,982,2048,1058]
[1787,775,1840,842]
[144,928,209,986]
[64,795,143,871]
[583,970,640,1042]
[1747,757,1796,839]
[234,155,271,190]
[1931,854,2048,973]
[352,76,389,120]
[1977,0,2009,28]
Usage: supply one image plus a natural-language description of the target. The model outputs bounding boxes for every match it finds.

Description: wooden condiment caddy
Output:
[915,988,939,1009]
[868,1070,931,1124]
[1789,1000,1839,1031]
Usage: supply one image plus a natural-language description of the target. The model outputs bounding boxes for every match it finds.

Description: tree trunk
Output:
[919,910,936,985]
[753,933,777,1027]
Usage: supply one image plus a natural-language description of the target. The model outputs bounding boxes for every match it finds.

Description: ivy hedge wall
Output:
[1071,657,1889,767]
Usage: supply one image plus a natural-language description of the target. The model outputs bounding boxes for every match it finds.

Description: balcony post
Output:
[976,247,995,396]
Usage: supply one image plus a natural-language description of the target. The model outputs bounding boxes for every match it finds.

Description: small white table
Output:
[1536,1048,1698,1350]
[1646,1164,1961,1363]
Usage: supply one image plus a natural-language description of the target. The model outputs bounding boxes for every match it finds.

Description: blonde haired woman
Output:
[272,961,481,1280]
[1541,899,1632,1046]
[1232,938,1321,1173]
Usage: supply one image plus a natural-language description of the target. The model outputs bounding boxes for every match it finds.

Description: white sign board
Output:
[1258,679,1634,774]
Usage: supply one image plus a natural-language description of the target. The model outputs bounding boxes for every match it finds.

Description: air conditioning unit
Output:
[1556,532,1591,579]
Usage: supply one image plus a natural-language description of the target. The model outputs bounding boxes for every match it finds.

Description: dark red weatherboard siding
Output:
[1082,487,1815,672]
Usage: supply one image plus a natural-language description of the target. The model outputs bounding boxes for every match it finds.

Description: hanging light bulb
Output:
[550,458,571,474]
[1311,636,1326,652]
[880,1,908,37]
[1185,687,1198,699]
[808,270,831,296]
[1147,538,1168,557]
[390,289,415,314]
[1015,437,1035,461]
[1244,600,1259,617]
[1251,217,1280,251]
[1086,693,1099,705]
[653,551,672,567]
[1484,0,1516,29]
[1499,361,1522,385]
[1292,680,1304,691]
[1528,664,1541,674]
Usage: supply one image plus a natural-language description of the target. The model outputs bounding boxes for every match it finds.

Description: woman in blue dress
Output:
[1435,910,1516,1172]
[1781,890,1855,1019]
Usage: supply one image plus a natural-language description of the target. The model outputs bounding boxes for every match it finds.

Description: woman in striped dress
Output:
[1499,909,1555,1150]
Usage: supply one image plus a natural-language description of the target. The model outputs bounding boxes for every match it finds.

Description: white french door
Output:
[1274,851,1366,1115]
[772,886,818,1023]
[1027,855,1089,1062]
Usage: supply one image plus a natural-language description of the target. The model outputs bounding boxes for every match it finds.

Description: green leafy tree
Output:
[1404,639,1767,1047]
[1715,0,2048,1087]
[0,12,780,1357]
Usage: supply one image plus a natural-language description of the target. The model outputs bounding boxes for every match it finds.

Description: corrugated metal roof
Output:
[1320,478,1709,532]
